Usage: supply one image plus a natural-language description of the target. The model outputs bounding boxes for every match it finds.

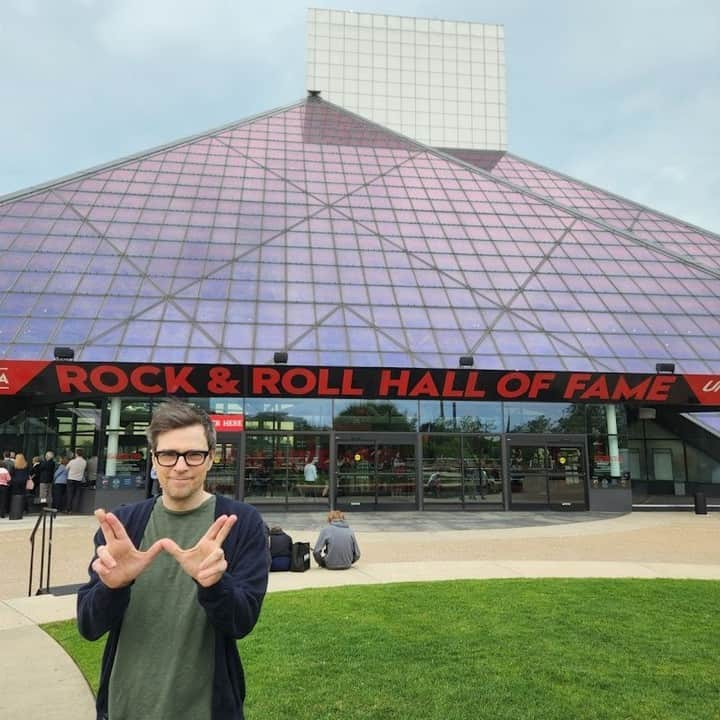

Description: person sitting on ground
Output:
[268,526,293,571]
[313,510,360,570]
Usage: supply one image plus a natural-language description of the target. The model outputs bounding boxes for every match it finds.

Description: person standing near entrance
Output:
[77,398,269,720]
[303,457,318,484]
[53,457,69,512]
[65,448,87,514]
[9,453,31,500]
[37,451,56,505]
[0,463,10,517]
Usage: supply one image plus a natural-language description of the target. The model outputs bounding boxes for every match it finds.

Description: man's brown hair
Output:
[146,398,216,452]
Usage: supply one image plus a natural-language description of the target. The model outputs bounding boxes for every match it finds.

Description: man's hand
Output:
[161,514,238,588]
[92,509,164,589]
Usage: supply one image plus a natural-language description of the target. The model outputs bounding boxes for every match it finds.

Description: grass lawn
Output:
[43,579,720,719]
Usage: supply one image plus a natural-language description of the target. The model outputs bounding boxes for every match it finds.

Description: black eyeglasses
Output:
[153,450,210,467]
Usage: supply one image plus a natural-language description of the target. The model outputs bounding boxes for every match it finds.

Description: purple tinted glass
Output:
[1,98,718,371]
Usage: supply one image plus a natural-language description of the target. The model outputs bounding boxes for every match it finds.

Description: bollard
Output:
[694,491,707,515]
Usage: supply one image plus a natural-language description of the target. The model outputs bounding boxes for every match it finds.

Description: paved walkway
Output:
[1,509,717,719]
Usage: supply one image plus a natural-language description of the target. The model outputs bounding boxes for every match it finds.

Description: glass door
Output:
[507,435,588,510]
[243,433,329,508]
[335,435,417,509]
[244,433,286,505]
[508,444,550,506]
[422,434,503,507]
[548,446,586,506]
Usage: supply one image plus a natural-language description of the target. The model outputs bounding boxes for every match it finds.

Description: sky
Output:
[2,0,719,234]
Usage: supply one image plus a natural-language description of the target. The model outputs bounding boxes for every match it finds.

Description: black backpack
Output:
[290,541,311,572]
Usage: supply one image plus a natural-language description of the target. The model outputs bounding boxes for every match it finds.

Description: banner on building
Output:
[1,360,719,408]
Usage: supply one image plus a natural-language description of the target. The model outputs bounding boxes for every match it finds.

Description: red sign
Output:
[0,361,51,395]
[683,375,720,405]
[0,360,718,409]
[209,414,245,432]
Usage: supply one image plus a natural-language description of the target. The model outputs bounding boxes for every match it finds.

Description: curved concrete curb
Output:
[0,600,95,720]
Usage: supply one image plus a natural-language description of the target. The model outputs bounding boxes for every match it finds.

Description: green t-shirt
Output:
[109,496,216,720]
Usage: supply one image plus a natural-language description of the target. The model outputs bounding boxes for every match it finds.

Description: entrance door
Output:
[507,435,588,510]
[243,433,329,508]
[335,435,417,509]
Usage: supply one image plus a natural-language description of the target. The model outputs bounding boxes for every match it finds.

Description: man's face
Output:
[152,424,213,511]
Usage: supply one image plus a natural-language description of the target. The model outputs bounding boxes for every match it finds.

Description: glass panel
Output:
[334,400,418,431]
[377,443,416,505]
[208,442,238,498]
[686,444,720,489]
[334,439,416,507]
[102,399,149,492]
[421,434,462,505]
[462,434,502,505]
[22,407,54,463]
[504,403,587,433]
[419,400,502,433]
[245,398,332,432]
[0,410,27,462]
[509,445,549,505]
[547,446,586,505]
[244,433,288,505]
[288,435,330,506]
[336,443,377,506]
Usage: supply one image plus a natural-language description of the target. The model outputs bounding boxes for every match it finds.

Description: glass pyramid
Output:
[1,97,718,373]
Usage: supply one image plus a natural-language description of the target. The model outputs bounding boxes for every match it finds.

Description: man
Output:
[303,457,318,483]
[312,510,361,570]
[2,450,14,472]
[37,450,56,505]
[65,448,87,513]
[77,399,269,720]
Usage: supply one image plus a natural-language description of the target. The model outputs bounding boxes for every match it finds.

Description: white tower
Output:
[306,8,507,150]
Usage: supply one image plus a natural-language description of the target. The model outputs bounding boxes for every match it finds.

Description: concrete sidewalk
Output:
[1,510,718,719]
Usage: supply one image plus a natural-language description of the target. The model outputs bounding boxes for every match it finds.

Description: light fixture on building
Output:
[53,346,75,360]
[655,362,675,374]
[273,351,288,364]
[308,90,321,98]
[459,355,474,367]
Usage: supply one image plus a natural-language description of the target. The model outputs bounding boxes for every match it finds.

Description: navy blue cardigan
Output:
[77,495,269,720]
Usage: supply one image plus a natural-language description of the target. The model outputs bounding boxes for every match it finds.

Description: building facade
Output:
[1,360,719,512]
[1,13,719,512]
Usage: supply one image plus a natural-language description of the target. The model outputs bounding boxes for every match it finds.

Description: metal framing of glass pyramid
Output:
[1,97,718,373]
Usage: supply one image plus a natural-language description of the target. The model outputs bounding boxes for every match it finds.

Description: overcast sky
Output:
[2,0,719,234]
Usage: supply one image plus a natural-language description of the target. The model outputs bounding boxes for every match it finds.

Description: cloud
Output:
[565,86,720,234]
[0,0,718,238]
[93,0,301,60]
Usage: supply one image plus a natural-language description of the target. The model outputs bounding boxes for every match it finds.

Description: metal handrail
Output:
[28,507,58,596]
